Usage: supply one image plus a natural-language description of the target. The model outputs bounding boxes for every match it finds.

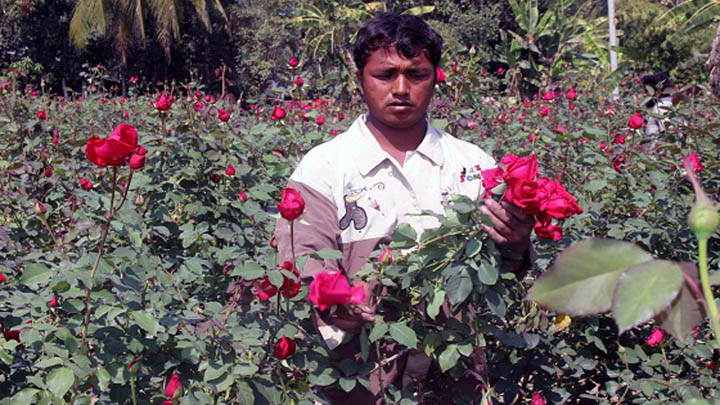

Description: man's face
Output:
[357,46,435,130]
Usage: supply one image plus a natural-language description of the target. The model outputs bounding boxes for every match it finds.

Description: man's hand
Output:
[480,198,534,257]
[329,304,375,333]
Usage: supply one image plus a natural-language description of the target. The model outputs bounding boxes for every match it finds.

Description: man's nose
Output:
[391,75,409,96]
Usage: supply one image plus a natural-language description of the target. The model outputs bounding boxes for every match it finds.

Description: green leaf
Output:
[527,239,654,315]
[46,367,74,397]
[612,260,684,333]
[389,322,418,348]
[656,262,706,341]
[446,267,473,306]
[339,377,357,392]
[21,263,53,286]
[464,239,483,258]
[427,290,445,320]
[438,344,460,372]
[9,388,40,404]
[390,223,417,249]
[476,263,498,285]
[313,248,343,260]
[369,321,388,343]
[131,310,161,335]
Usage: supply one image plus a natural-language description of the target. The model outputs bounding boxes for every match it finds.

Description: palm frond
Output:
[69,0,108,51]
[190,0,211,31]
[149,0,181,59]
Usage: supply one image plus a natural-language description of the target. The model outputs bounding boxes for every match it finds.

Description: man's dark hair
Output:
[352,13,443,74]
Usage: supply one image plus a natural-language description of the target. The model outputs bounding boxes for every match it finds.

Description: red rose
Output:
[0,272,5,283]
[279,261,301,299]
[537,180,582,219]
[686,152,704,173]
[128,153,145,170]
[52,131,59,144]
[289,57,299,67]
[37,109,47,120]
[565,88,577,101]
[613,134,625,145]
[647,328,665,346]
[80,178,93,190]
[194,102,204,112]
[316,115,325,126]
[331,129,339,136]
[555,125,566,133]
[218,109,230,122]
[154,93,174,111]
[278,188,305,221]
[481,167,504,193]
[436,67,446,83]
[628,113,644,129]
[253,277,278,302]
[531,392,546,405]
[271,106,286,121]
[204,94,216,104]
[338,112,344,120]
[44,166,52,177]
[164,373,182,398]
[500,154,538,185]
[85,123,140,167]
[497,67,504,74]
[539,105,550,117]
[534,221,563,241]
[3,329,20,342]
[273,337,297,359]
[542,92,554,101]
[294,76,304,87]
[225,163,235,176]
[506,179,541,215]
[308,271,365,311]
[49,295,58,308]
[238,191,248,202]
[379,247,392,265]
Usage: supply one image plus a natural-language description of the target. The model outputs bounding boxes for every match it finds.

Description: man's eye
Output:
[374,73,394,80]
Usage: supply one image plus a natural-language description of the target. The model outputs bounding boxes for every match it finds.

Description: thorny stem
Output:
[113,172,134,215]
[82,167,120,348]
[697,238,720,351]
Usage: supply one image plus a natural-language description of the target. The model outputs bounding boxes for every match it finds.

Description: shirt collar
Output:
[351,114,445,176]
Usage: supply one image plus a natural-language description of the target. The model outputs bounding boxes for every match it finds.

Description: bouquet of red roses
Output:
[481,154,582,241]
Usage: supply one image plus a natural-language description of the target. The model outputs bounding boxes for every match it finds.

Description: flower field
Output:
[0,62,718,404]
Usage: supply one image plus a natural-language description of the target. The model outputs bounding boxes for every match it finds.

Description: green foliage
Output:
[616,0,714,82]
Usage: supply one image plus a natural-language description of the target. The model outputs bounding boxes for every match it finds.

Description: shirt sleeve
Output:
[274,179,341,282]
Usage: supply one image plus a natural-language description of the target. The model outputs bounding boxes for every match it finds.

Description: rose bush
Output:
[0,58,717,404]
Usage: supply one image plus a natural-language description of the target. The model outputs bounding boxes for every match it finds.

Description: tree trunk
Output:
[707,20,720,98]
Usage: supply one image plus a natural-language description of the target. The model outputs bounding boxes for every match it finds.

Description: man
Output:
[275,13,534,404]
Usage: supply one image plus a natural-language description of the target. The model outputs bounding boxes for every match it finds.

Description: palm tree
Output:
[653,0,720,96]
[69,0,228,66]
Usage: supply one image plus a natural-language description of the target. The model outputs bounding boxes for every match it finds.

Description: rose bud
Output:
[238,191,248,202]
[316,115,325,126]
[225,163,235,176]
[44,167,52,177]
[128,153,145,170]
[289,57,299,68]
[49,295,58,308]
[379,247,392,265]
[294,76,304,87]
[79,178,93,190]
[277,187,305,221]
[218,109,230,122]
[34,201,46,215]
[273,337,297,360]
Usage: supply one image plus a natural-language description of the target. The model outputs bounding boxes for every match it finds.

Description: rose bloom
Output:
[565,88,577,101]
[500,154,538,186]
[647,328,665,346]
[289,56,299,67]
[539,105,550,117]
[277,187,305,220]
[218,108,230,122]
[0,272,6,283]
[294,76,304,87]
[80,178,93,190]
[225,163,235,176]
[279,261,301,299]
[164,373,182,398]
[542,92,554,101]
[253,277,277,302]
[497,67,504,74]
[628,113,644,129]
[273,337,297,360]
[86,123,142,167]
[531,391,546,405]
[316,115,325,126]
[436,66,446,83]
[37,109,47,120]
[308,271,365,311]
[194,101,204,112]
[271,106,286,120]
[154,93,174,111]
[613,134,625,145]
[555,125,566,133]
[686,152,704,173]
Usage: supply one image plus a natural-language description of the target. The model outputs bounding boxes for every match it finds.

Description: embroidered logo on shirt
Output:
[460,164,483,183]
[339,190,368,230]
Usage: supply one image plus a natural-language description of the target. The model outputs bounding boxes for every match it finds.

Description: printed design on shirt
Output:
[339,182,385,231]
[459,164,484,183]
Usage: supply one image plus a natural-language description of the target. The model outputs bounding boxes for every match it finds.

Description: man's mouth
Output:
[388,101,414,107]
